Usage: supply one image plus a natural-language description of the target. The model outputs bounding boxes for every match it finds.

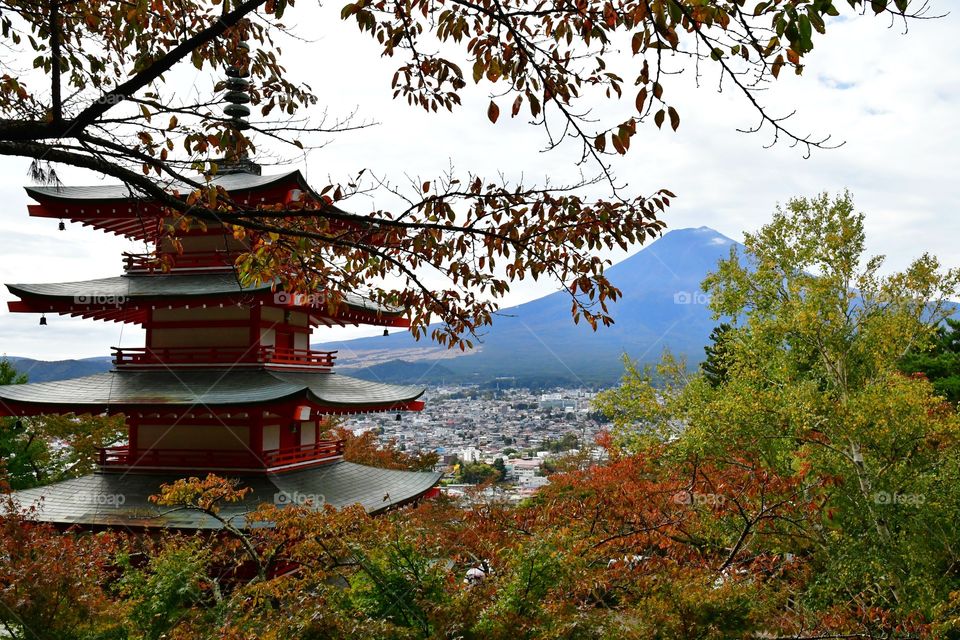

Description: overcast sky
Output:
[0,4,957,361]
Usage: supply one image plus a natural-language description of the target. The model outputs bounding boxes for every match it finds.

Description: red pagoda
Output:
[0,164,441,529]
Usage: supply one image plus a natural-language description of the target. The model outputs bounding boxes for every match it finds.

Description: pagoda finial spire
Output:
[218,21,260,175]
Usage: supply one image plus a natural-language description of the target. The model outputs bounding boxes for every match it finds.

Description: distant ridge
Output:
[3,356,113,383]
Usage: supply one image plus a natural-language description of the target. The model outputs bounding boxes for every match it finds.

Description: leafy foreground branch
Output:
[0,0,940,345]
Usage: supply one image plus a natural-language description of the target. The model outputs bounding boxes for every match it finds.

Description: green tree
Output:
[538,432,581,453]
[349,536,448,637]
[701,322,734,388]
[695,194,960,616]
[458,462,499,485]
[900,317,960,404]
[492,457,507,481]
[116,538,214,640]
[0,359,33,488]
[0,358,125,490]
[593,350,690,452]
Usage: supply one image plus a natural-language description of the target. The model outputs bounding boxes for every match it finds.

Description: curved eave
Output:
[6,274,269,300]
[0,370,425,418]
[26,202,164,240]
[6,294,409,328]
[6,276,410,328]
[24,170,356,240]
[25,169,305,203]
[0,396,426,418]
[6,462,442,529]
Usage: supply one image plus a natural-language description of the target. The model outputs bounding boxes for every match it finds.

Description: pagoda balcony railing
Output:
[98,440,345,471]
[112,346,337,369]
[98,446,259,470]
[122,250,237,274]
[261,440,345,468]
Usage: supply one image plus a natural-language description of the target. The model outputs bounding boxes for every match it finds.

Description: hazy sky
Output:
[0,5,957,361]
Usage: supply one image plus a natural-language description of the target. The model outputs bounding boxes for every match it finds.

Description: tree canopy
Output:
[0,0,937,345]
[598,192,960,629]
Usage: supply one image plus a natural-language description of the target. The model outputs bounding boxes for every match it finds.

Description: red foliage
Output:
[331,425,439,471]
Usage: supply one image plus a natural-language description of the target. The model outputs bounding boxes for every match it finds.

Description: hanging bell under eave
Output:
[58,220,66,231]
[39,314,47,326]
[395,413,402,422]
[383,329,389,337]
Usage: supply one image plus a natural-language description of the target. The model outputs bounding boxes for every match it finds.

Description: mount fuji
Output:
[317,226,740,387]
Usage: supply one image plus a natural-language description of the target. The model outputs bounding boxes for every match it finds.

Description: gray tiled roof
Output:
[6,462,442,528]
[7,274,401,315]
[8,273,266,299]
[0,369,424,409]
[25,170,305,202]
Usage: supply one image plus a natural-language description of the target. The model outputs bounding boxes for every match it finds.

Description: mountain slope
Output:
[4,357,113,383]
[320,227,740,385]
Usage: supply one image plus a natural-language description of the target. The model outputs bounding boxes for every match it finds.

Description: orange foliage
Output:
[331,425,439,472]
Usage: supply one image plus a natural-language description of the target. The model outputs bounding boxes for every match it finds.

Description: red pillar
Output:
[128,417,139,454]
[251,409,264,461]
[250,303,261,353]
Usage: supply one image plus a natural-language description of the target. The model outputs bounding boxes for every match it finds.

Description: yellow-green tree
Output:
[598,192,960,627]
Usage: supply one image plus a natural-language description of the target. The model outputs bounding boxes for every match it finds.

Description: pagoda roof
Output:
[0,369,424,416]
[26,169,307,202]
[7,273,407,326]
[25,169,349,240]
[8,272,264,300]
[6,462,442,528]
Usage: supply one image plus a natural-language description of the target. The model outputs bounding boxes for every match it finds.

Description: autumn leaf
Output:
[772,54,785,79]
[487,100,500,123]
[635,87,647,114]
[611,132,625,154]
[668,106,679,131]
[603,3,617,27]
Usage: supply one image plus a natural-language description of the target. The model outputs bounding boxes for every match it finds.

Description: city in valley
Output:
[343,386,608,500]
